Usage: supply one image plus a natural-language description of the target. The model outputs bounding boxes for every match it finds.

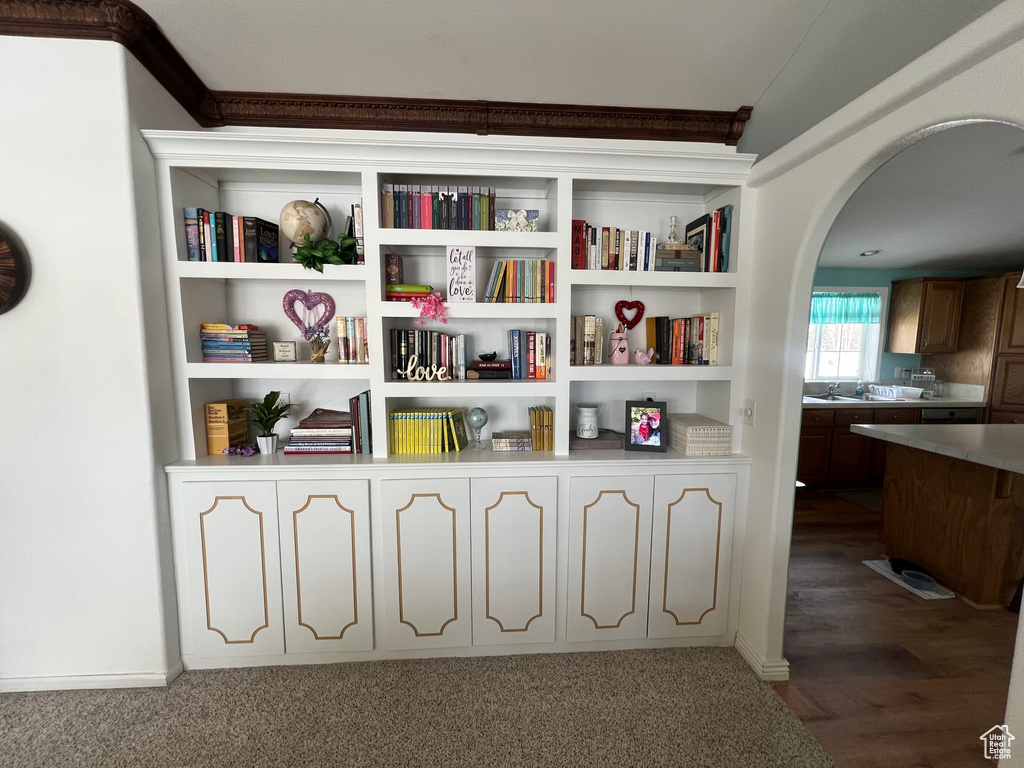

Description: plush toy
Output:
[634,347,655,365]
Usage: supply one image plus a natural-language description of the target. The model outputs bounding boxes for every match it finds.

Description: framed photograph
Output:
[272,340,297,362]
[684,213,711,260]
[624,400,668,452]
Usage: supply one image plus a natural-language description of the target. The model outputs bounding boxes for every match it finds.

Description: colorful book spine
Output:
[183,208,200,261]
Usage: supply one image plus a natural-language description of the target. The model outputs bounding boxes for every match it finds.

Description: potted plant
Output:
[244,391,293,455]
[309,326,331,363]
[292,233,359,273]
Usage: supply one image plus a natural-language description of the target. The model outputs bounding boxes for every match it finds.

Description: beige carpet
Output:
[0,648,835,768]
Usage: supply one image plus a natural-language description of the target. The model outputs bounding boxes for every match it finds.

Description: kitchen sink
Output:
[807,394,903,402]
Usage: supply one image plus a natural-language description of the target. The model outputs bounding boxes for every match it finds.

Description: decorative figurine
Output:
[634,347,655,365]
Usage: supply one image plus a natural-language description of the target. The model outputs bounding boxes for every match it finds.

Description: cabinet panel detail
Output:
[648,474,735,638]
[200,496,270,644]
[397,494,459,636]
[471,477,557,646]
[278,480,373,654]
[293,496,359,639]
[567,476,654,642]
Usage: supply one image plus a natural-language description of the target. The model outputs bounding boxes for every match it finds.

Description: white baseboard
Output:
[0,672,170,693]
[165,658,184,685]
[734,632,790,681]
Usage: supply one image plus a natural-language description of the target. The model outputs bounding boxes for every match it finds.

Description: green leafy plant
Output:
[292,233,359,273]
[244,391,293,437]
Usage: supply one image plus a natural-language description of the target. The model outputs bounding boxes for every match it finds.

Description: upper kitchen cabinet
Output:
[886,278,963,354]
[997,273,1024,355]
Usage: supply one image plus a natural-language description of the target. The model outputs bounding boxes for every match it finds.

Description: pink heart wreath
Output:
[282,289,336,340]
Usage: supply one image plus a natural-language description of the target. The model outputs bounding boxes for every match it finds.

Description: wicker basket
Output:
[666,413,733,456]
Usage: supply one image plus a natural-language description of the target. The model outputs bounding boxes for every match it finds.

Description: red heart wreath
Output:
[614,300,645,330]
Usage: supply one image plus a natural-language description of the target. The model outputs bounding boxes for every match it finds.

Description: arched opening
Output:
[782,121,1024,766]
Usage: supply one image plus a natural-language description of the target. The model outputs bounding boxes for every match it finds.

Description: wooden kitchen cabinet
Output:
[997,273,1024,355]
[867,408,920,482]
[988,410,1024,424]
[887,278,963,354]
[828,409,876,485]
[798,427,833,486]
[991,356,1024,411]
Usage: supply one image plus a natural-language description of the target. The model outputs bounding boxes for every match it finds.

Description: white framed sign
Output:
[447,246,476,303]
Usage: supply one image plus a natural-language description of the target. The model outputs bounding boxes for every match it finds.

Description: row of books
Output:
[508,330,552,380]
[184,208,279,263]
[571,221,662,271]
[335,316,370,364]
[483,260,556,303]
[390,329,467,380]
[648,313,720,366]
[200,323,268,362]
[529,406,554,451]
[388,407,469,454]
[569,316,605,366]
[381,185,497,231]
[683,205,733,273]
[283,407,353,455]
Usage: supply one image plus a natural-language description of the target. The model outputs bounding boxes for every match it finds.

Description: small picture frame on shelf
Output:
[684,214,711,256]
[272,341,297,362]
[624,400,668,452]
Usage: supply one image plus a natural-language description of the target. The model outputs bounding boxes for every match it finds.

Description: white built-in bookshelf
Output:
[145,129,755,463]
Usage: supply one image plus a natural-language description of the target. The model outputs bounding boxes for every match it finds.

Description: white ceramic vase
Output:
[256,434,278,455]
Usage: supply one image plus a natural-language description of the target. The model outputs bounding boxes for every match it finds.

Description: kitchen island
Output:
[852,423,1024,607]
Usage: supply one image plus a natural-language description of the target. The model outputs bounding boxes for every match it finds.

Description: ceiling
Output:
[819,122,1024,272]
[128,0,1014,270]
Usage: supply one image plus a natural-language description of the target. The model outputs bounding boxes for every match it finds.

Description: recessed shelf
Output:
[569,270,739,288]
[376,229,559,249]
[381,380,558,397]
[380,302,558,320]
[185,362,372,380]
[176,261,369,281]
[568,364,733,382]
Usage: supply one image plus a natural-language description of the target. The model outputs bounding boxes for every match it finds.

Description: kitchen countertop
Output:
[801,396,986,409]
[851,423,1024,474]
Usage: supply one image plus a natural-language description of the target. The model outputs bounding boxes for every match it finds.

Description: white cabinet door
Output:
[648,474,735,638]
[277,480,373,654]
[180,482,284,657]
[380,479,472,650]
[470,476,557,645]
[566,476,654,642]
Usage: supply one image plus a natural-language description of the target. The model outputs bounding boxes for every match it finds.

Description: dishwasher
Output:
[919,407,982,424]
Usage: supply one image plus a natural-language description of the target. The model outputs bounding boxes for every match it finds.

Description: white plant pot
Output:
[256,434,278,455]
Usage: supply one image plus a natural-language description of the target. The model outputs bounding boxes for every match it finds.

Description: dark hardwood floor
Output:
[776,489,1019,768]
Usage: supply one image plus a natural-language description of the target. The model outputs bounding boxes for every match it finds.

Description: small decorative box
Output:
[494,209,539,232]
[666,413,732,456]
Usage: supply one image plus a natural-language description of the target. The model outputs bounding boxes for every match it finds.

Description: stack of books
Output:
[653,243,702,272]
[528,406,554,451]
[381,185,497,230]
[284,408,352,455]
[388,407,469,454]
[482,259,555,303]
[204,399,248,455]
[491,430,532,451]
[569,316,605,366]
[385,283,433,302]
[335,316,369,364]
[466,358,512,379]
[200,324,268,362]
[183,208,278,263]
[347,390,372,454]
[390,329,467,380]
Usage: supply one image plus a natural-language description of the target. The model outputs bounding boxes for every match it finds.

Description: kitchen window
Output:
[805,288,887,381]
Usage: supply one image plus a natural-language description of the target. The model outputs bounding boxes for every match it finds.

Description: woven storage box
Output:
[667,413,733,456]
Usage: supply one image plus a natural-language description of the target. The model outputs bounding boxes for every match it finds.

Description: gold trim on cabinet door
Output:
[293,495,359,641]
[484,491,544,632]
[662,488,723,625]
[580,490,641,629]
[199,496,270,644]
[395,493,459,637]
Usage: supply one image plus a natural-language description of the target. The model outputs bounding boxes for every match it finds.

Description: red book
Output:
[547,260,555,303]
[526,332,536,379]
[571,219,587,270]
[421,193,432,230]
[470,359,512,370]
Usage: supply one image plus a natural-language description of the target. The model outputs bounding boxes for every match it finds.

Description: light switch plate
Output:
[743,399,756,426]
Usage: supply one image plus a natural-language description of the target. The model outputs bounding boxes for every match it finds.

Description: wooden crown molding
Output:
[0,0,752,144]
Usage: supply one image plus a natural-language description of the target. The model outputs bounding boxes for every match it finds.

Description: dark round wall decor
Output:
[0,227,27,315]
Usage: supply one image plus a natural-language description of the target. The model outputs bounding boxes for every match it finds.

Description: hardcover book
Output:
[183,208,200,261]
[255,218,279,263]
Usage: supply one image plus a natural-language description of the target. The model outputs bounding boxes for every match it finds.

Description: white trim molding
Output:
[0,672,173,693]
[735,632,790,681]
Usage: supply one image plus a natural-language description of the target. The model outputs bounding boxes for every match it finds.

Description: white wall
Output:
[0,36,194,689]
[733,0,1024,750]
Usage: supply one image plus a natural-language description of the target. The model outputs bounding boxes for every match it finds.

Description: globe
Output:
[467,407,488,450]
[280,199,331,245]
